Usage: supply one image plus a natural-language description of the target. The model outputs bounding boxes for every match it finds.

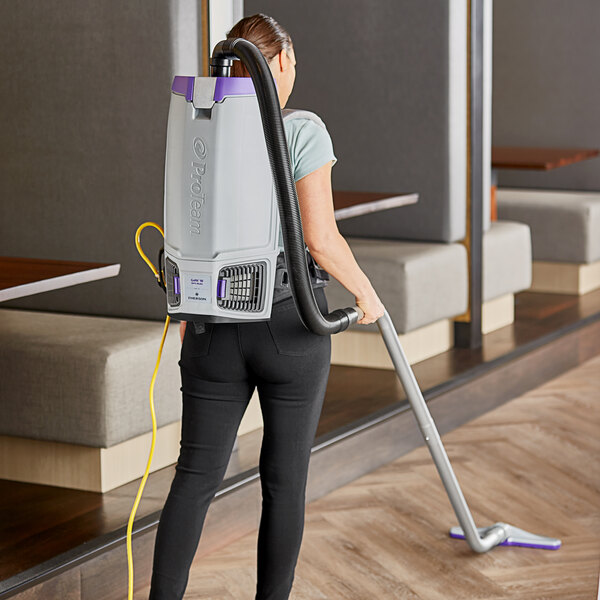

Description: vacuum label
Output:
[189,136,207,236]
[185,273,212,303]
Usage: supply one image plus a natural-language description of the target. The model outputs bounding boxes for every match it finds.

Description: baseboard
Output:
[531,259,600,295]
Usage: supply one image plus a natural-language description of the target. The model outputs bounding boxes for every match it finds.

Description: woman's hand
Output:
[355,286,385,325]
[179,321,187,343]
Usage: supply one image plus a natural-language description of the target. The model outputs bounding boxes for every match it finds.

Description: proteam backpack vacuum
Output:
[161,40,358,333]
[131,36,560,599]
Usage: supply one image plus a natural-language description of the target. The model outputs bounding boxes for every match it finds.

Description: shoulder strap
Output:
[282,108,327,130]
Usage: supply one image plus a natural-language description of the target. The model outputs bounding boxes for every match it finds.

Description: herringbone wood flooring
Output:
[139,354,600,599]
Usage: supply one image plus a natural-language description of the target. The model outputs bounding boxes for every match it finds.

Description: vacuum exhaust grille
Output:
[217,262,266,312]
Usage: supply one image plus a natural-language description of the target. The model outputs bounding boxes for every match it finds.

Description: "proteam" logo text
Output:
[190,136,207,235]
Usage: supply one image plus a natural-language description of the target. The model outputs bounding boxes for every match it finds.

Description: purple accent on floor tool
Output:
[449,525,561,550]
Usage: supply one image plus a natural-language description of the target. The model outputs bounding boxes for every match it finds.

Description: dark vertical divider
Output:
[455,0,483,349]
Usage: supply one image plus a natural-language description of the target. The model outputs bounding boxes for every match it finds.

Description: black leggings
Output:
[149,287,331,599]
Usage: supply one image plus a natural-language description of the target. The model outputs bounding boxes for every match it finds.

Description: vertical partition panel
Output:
[0,1,202,319]
[246,0,468,243]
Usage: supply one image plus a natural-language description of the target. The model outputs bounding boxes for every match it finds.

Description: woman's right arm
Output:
[295,161,385,325]
[311,232,384,324]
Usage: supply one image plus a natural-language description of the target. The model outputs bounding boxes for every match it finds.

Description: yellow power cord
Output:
[128,222,171,599]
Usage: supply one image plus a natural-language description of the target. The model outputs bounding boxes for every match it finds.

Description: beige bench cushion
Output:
[324,238,468,334]
[483,220,532,302]
[497,188,600,263]
[0,309,182,448]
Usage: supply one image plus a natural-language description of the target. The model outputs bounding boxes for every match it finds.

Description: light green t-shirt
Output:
[277,115,337,251]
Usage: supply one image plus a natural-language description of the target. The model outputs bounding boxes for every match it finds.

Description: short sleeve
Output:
[285,118,337,182]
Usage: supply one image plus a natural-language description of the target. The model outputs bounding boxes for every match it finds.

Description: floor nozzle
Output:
[449,522,562,550]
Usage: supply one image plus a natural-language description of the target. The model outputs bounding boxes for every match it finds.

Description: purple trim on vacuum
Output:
[217,279,227,298]
[448,531,560,550]
[173,276,180,295]
[213,77,255,102]
[171,76,194,101]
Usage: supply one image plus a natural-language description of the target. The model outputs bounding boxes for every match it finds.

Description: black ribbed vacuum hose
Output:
[211,38,359,335]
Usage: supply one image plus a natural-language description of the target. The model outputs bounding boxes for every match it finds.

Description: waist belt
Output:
[273,247,330,304]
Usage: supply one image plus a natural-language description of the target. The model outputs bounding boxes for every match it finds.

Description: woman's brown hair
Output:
[227,13,293,77]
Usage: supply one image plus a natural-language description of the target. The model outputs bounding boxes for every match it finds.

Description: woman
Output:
[149,13,385,600]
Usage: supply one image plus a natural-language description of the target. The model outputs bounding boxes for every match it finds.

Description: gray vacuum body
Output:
[163,76,279,323]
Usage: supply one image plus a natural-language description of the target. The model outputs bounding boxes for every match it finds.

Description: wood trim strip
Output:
[333,193,419,221]
[201,0,210,77]
[0,264,120,302]
[492,146,600,171]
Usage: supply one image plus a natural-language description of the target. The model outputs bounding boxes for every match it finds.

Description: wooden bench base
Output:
[530,259,600,295]
[482,293,514,334]
[0,422,181,493]
[240,389,263,435]
[0,396,265,493]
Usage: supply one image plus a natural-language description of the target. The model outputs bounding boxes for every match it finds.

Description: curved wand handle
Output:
[346,305,364,325]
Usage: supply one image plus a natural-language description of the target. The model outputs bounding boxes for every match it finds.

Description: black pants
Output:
[149,287,331,600]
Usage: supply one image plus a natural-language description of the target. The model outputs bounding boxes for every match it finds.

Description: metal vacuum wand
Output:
[351,305,561,552]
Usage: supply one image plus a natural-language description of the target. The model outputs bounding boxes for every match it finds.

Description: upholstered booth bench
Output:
[0,309,263,492]
[324,220,531,369]
[0,220,533,488]
[497,188,600,295]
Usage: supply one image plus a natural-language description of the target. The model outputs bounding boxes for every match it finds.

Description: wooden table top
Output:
[492,146,600,171]
[0,193,415,303]
[0,257,121,302]
[333,190,419,221]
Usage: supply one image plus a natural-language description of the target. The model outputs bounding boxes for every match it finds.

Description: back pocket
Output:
[182,322,214,357]
[266,291,329,356]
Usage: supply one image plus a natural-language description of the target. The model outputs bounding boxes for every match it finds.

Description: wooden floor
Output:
[1,289,600,590]
[137,353,600,599]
